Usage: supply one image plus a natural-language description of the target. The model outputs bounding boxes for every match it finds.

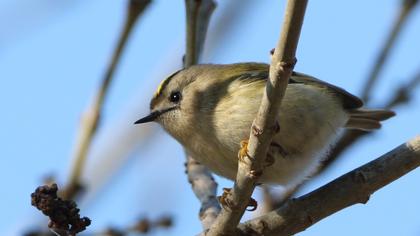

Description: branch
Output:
[184,0,217,68]
[186,157,221,229]
[238,136,420,236]
[361,0,419,102]
[321,67,420,170]
[384,68,420,109]
[63,0,151,199]
[183,0,220,229]
[206,1,308,235]
[297,0,419,192]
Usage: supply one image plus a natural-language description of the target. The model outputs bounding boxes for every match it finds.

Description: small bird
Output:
[135,63,394,191]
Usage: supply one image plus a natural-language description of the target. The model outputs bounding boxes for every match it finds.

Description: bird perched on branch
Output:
[135,63,394,191]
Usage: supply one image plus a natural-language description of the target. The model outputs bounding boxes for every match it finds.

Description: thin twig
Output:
[321,67,420,170]
[63,0,151,199]
[384,68,420,109]
[206,1,308,235]
[238,136,420,236]
[315,0,420,175]
[361,0,419,102]
[183,0,220,229]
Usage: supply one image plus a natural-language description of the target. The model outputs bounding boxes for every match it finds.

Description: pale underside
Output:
[180,80,348,188]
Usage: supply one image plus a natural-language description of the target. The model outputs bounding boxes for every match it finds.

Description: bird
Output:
[135,63,395,191]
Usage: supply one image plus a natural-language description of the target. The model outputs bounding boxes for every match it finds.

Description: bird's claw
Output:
[217,188,258,211]
[238,139,250,162]
[217,188,234,210]
[246,197,258,211]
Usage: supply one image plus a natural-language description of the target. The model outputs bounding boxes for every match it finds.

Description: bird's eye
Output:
[169,91,182,103]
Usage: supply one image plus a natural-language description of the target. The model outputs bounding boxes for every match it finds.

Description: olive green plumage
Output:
[136,63,395,189]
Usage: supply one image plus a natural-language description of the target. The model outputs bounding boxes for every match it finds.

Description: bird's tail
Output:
[345,109,395,131]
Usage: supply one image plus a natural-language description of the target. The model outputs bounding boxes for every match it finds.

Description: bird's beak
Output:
[134,110,161,124]
[134,106,177,124]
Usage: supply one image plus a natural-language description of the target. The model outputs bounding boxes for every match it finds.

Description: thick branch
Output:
[206,1,308,235]
[63,0,151,199]
[183,0,220,229]
[239,136,420,236]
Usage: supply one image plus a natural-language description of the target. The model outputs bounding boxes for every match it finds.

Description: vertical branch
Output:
[184,0,216,68]
[183,0,220,229]
[63,0,151,199]
[361,0,419,102]
[207,1,308,235]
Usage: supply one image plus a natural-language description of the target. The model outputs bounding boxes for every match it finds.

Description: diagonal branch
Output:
[321,67,420,171]
[63,0,151,199]
[206,1,308,235]
[238,136,420,236]
[183,0,220,230]
[361,0,419,102]
[290,0,419,199]
[384,68,420,109]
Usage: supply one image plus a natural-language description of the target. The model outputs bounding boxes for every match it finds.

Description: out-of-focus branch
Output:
[238,136,420,236]
[322,67,420,170]
[316,0,419,175]
[183,0,220,230]
[184,0,216,67]
[385,68,420,109]
[361,0,419,102]
[206,1,308,235]
[63,0,151,199]
[186,157,220,229]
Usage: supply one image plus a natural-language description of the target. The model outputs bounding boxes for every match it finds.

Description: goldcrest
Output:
[135,63,394,190]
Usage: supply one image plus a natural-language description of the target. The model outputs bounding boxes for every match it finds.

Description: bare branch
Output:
[361,0,419,102]
[183,0,220,229]
[186,156,221,229]
[184,0,217,68]
[206,1,308,235]
[63,0,151,199]
[239,136,420,236]
[322,67,420,170]
[384,68,420,109]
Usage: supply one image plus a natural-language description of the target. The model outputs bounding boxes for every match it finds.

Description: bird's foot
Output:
[217,188,234,210]
[246,197,258,211]
[217,187,258,211]
[238,139,250,162]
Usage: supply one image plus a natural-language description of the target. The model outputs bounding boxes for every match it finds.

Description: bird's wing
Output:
[229,63,363,109]
[290,72,363,109]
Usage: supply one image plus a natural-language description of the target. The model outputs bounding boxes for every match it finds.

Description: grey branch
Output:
[361,0,419,102]
[322,67,420,171]
[238,136,420,236]
[183,0,220,229]
[186,156,221,229]
[63,0,151,199]
[206,1,308,235]
[184,0,217,67]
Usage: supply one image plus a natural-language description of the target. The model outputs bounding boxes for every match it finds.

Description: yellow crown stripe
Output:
[153,69,182,98]
[154,79,167,98]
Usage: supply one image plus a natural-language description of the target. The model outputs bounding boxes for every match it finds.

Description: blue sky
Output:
[0,1,419,235]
